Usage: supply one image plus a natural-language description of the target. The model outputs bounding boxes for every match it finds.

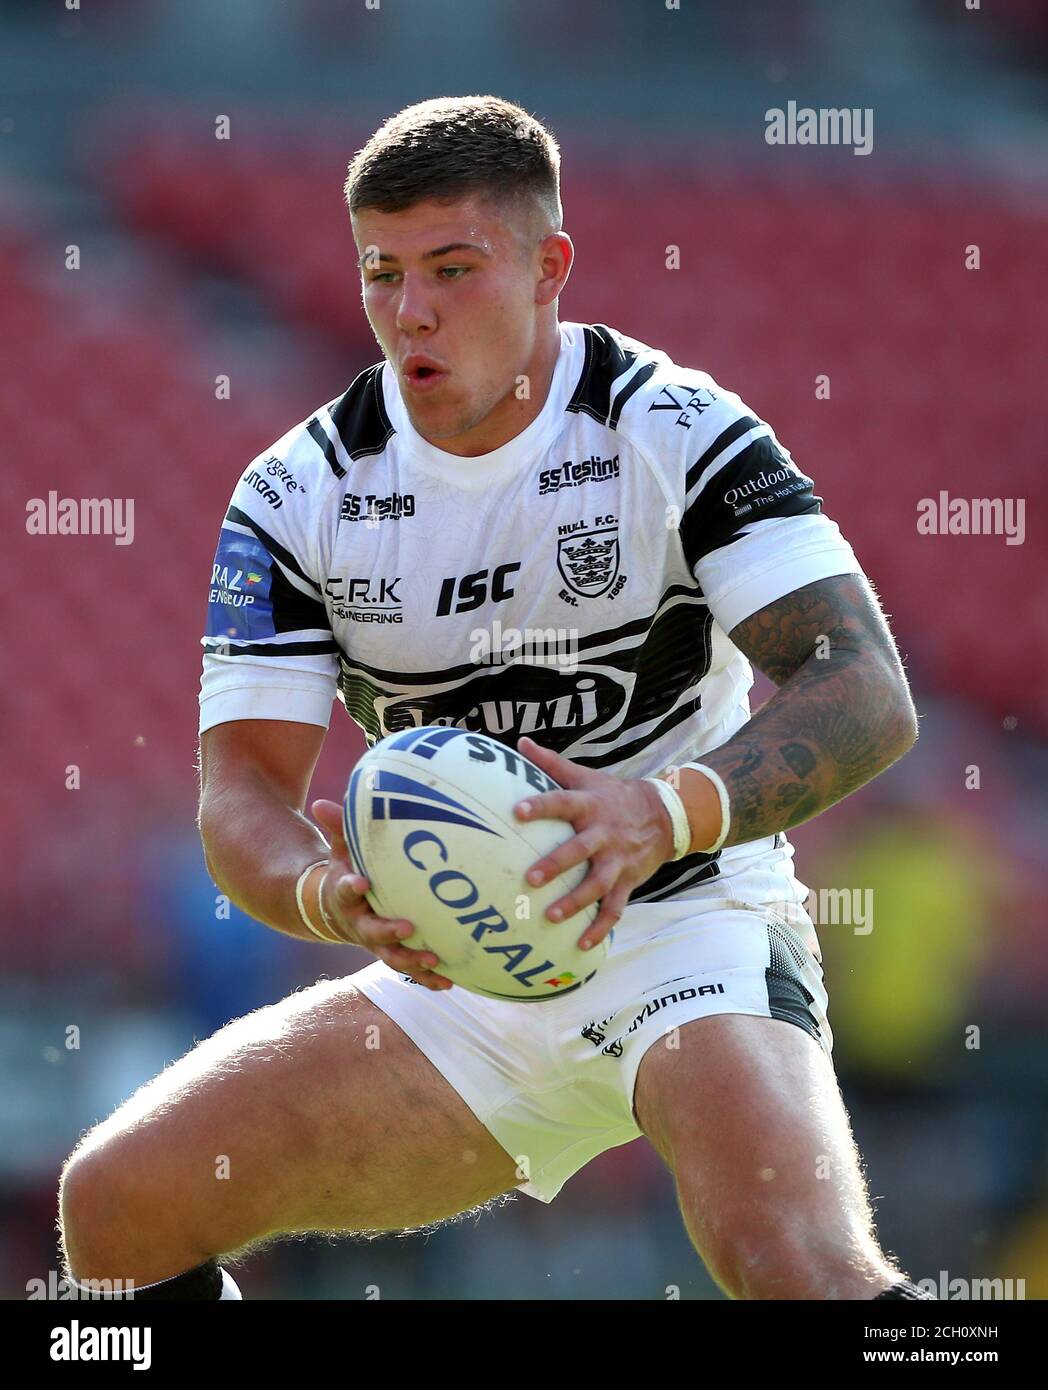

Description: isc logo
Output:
[435,562,521,616]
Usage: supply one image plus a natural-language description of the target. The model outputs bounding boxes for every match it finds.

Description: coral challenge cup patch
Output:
[206,530,275,643]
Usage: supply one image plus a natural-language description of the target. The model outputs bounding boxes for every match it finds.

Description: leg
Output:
[59,977,522,1286]
[633,1013,905,1300]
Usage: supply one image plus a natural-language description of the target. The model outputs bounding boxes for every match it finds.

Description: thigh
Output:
[70,976,523,1255]
[633,1012,879,1261]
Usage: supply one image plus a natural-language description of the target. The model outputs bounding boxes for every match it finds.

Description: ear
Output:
[535,230,574,306]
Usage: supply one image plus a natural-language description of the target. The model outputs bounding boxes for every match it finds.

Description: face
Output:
[352,192,572,455]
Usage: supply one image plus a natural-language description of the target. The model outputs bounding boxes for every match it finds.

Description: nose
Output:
[395,273,437,337]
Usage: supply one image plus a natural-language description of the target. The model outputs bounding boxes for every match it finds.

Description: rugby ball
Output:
[342,726,609,1001]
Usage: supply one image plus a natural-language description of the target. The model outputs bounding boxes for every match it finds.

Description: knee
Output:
[697,1212,889,1301]
[59,1137,128,1280]
[705,1221,827,1300]
[59,1125,204,1284]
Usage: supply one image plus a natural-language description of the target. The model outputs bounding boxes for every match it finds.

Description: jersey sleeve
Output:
[678,383,862,634]
[199,458,340,734]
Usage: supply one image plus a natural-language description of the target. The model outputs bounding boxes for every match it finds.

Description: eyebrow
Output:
[360,242,493,266]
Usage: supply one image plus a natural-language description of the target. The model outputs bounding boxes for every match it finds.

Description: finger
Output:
[311,799,349,856]
[328,870,371,916]
[517,736,582,784]
[545,857,620,923]
[579,882,631,951]
[373,944,453,990]
[525,824,607,888]
[351,910,418,950]
[514,788,594,826]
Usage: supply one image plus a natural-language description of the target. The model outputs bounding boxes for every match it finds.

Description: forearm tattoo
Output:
[708,575,917,846]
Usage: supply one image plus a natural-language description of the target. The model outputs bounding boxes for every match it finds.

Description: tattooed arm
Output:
[674,574,919,850]
[511,573,917,947]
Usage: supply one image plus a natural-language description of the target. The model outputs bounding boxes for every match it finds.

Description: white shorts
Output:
[351,840,832,1204]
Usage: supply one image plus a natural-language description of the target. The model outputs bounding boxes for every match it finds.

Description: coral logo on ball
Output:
[401,829,581,993]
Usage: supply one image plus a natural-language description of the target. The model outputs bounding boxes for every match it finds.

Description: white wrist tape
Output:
[316,868,342,940]
[681,762,732,854]
[644,777,692,861]
[295,860,340,942]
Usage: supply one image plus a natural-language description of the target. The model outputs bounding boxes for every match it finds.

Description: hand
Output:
[512,737,676,952]
[309,800,453,991]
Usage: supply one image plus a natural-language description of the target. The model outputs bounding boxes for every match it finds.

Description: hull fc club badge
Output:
[556,521,624,600]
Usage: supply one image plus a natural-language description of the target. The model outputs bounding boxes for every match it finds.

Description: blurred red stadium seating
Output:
[1,220,311,951]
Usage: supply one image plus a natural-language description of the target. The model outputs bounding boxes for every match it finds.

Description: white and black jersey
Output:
[200,321,862,901]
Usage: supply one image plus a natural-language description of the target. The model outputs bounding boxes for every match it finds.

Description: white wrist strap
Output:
[644,777,692,861]
[295,860,340,942]
[316,868,342,939]
[681,762,732,854]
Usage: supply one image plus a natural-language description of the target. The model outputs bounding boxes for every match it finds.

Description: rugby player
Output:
[58,95,930,1301]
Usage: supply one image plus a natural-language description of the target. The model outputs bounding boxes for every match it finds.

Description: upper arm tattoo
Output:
[729,573,901,688]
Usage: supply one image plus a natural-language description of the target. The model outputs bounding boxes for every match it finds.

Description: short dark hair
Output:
[344,95,562,233]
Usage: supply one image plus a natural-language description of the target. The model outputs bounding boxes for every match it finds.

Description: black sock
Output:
[132,1258,225,1300]
[69,1257,226,1300]
[874,1279,935,1300]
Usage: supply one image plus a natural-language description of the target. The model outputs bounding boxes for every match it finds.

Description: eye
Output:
[438,265,470,279]
[368,271,399,284]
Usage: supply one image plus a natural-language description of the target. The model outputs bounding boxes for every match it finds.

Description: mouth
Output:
[402,356,449,394]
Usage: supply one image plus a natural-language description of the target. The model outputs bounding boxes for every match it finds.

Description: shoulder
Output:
[565,323,763,496]
[230,359,391,516]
